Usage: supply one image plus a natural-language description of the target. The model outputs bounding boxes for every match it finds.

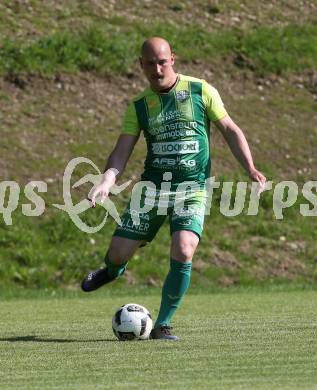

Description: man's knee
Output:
[173,243,196,262]
[171,231,199,262]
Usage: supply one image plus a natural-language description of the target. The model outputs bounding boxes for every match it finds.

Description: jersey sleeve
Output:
[121,101,141,136]
[202,81,228,122]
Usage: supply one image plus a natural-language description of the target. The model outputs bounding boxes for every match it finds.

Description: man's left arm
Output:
[214,115,266,190]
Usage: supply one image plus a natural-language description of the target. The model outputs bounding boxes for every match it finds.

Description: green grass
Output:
[1,186,317,289]
[239,24,317,75]
[1,289,317,389]
[0,23,316,76]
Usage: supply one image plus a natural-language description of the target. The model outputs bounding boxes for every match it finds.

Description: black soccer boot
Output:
[150,326,179,340]
[81,268,114,292]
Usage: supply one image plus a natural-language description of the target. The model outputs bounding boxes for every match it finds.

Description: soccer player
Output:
[81,37,266,340]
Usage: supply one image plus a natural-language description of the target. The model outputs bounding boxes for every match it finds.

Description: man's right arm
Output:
[90,134,139,206]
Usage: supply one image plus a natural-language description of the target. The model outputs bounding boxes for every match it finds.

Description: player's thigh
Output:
[170,230,199,262]
[170,196,205,261]
[108,236,145,264]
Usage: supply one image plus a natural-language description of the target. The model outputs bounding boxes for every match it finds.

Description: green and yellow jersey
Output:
[122,74,227,190]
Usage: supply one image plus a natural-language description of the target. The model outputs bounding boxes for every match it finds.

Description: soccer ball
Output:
[112,303,153,341]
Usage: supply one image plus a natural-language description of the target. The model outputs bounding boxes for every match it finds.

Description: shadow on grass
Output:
[0,335,117,343]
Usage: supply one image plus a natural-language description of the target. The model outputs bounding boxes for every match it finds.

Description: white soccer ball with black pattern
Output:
[112,303,153,341]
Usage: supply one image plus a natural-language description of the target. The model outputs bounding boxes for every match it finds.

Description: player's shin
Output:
[154,258,192,328]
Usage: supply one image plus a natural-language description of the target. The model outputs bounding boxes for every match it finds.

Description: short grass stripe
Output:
[1,289,317,389]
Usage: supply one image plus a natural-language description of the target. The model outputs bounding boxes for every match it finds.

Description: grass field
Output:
[1,288,317,389]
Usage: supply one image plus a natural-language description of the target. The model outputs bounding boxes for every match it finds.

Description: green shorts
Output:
[113,190,206,242]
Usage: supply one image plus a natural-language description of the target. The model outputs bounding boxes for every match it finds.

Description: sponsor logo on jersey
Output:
[149,110,181,126]
[176,90,190,103]
[152,158,196,167]
[152,141,199,155]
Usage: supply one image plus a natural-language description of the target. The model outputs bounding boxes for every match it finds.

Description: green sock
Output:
[155,258,192,328]
[104,253,127,281]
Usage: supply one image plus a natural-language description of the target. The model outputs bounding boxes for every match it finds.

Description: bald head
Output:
[140,37,177,92]
[141,37,173,58]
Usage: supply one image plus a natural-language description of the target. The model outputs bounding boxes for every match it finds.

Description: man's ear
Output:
[139,57,144,69]
[171,53,175,65]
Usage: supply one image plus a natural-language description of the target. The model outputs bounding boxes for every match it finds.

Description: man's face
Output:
[140,45,175,92]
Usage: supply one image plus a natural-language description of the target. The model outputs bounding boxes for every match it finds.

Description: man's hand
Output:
[249,168,266,195]
[88,168,118,207]
[88,181,112,208]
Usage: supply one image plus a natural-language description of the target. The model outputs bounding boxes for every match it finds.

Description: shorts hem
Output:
[113,230,155,243]
[170,227,202,240]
